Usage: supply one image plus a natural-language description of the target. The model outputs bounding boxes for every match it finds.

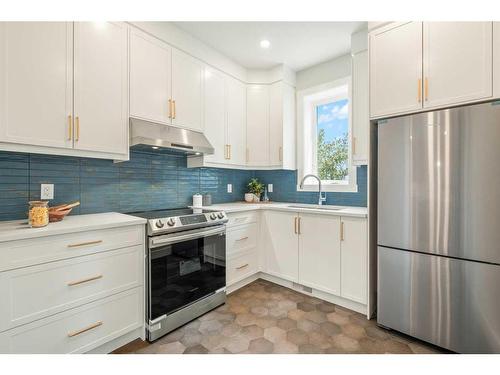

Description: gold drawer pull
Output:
[75,116,80,141]
[68,321,103,337]
[172,100,176,119]
[236,263,249,270]
[68,115,73,141]
[67,240,103,248]
[235,236,249,241]
[340,222,345,241]
[67,275,103,286]
[168,99,172,119]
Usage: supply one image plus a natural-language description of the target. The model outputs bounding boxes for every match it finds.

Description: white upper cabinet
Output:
[203,67,226,164]
[492,22,500,99]
[0,22,73,149]
[171,49,204,132]
[423,22,492,109]
[340,217,367,304]
[73,22,128,156]
[269,82,296,170]
[130,30,172,124]
[352,50,369,165]
[298,213,341,295]
[225,77,247,166]
[246,84,270,166]
[370,22,423,118]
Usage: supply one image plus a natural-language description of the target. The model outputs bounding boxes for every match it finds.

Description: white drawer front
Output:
[226,211,259,228]
[0,288,143,354]
[227,250,258,286]
[226,223,258,256]
[0,245,143,332]
[0,225,144,272]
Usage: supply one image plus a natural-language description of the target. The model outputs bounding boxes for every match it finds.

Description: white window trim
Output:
[296,77,358,193]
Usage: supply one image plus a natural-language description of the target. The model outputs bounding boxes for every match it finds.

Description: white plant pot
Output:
[253,194,261,203]
[244,193,254,203]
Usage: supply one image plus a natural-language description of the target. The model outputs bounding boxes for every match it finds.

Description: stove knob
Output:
[155,219,164,228]
[210,213,217,220]
[217,212,224,219]
[167,218,176,227]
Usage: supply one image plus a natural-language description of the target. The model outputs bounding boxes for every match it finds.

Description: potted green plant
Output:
[246,178,264,203]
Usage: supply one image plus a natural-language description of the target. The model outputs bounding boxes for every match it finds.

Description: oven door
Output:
[148,225,226,321]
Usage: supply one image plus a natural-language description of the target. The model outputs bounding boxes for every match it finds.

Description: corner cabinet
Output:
[246,84,270,167]
[370,21,494,119]
[0,22,129,161]
[351,49,369,165]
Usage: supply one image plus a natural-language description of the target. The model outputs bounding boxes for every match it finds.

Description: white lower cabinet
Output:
[0,223,145,354]
[298,213,341,295]
[340,217,368,304]
[494,22,500,99]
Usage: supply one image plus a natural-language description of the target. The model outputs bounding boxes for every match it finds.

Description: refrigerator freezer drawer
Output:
[378,246,500,353]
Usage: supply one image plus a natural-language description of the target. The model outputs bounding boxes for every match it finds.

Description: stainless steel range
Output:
[130,207,228,341]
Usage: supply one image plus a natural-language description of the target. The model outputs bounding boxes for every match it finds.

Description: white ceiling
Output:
[173,22,367,72]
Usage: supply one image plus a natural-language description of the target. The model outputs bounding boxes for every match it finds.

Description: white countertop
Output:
[194,202,368,218]
[0,212,147,243]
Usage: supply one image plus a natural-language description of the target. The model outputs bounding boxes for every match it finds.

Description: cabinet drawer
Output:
[0,245,143,332]
[0,225,144,272]
[226,211,259,228]
[227,250,258,286]
[0,288,143,354]
[226,223,258,256]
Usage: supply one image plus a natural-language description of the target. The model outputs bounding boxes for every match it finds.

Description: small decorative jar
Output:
[28,201,49,228]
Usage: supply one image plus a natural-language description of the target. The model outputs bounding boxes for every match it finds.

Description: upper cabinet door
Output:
[246,84,269,166]
[73,22,128,156]
[495,22,500,99]
[352,50,369,165]
[130,30,172,124]
[171,49,204,132]
[269,82,283,166]
[226,77,247,166]
[0,22,73,149]
[423,22,493,108]
[370,22,423,118]
[203,67,226,164]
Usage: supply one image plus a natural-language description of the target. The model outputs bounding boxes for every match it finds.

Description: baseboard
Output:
[227,273,260,294]
[87,327,145,354]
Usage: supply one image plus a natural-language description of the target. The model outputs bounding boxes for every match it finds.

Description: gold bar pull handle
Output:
[424,77,429,101]
[68,115,73,141]
[246,148,249,163]
[235,236,249,242]
[172,100,176,119]
[294,217,298,234]
[298,217,301,235]
[228,144,231,160]
[236,264,249,270]
[67,275,103,287]
[75,116,80,141]
[340,221,345,241]
[67,240,103,248]
[352,137,357,155]
[418,78,422,103]
[68,321,103,338]
[168,99,172,119]
[279,146,283,162]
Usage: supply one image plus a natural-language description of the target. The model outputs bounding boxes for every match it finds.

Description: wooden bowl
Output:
[49,207,73,222]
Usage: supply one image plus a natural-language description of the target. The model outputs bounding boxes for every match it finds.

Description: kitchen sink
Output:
[286,204,343,211]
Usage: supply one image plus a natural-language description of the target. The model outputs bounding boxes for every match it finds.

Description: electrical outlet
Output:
[41,184,54,200]
[227,184,232,193]
[268,184,273,193]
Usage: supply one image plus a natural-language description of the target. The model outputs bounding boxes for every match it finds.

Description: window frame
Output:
[296,77,358,193]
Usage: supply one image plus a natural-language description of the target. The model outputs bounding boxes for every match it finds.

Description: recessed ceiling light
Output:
[260,39,271,49]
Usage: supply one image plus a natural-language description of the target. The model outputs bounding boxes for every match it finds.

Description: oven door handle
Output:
[150,226,225,248]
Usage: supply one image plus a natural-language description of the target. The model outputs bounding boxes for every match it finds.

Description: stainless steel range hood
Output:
[129,118,214,156]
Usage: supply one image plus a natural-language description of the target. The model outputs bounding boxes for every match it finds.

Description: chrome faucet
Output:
[299,174,327,205]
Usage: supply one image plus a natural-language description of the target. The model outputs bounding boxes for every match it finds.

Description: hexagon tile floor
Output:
[113,279,445,354]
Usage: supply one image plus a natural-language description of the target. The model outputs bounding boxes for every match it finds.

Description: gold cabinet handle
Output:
[67,275,103,286]
[168,99,172,119]
[294,217,298,234]
[225,145,230,160]
[172,100,176,119]
[418,78,422,103]
[68,115,73,141]
[298,217,301,235]
[67,240,103,248]
[424,78,429,101]
[352,137,357,155]
[340,222,345,241]
[75,116,80,141]
[228,144,231,160]
[236,264,249,270]
[246,148,249,163]
[68,321,103,337]
[279,146,283,162]
[235,236,249,242]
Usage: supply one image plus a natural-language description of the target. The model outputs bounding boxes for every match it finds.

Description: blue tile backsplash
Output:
[0,150,367,221]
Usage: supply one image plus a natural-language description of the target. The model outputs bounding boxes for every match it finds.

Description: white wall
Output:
[296,54,352,91]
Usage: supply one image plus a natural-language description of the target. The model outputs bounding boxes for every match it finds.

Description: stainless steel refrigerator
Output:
[377,101,500,353]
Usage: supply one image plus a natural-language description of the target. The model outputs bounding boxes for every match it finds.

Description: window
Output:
[297,78,357,192]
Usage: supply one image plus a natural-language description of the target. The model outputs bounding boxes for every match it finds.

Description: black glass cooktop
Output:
[128,208,211,220]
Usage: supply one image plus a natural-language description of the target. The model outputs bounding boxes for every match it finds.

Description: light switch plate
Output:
[268,184,273,193]
[41,184,54,200]
[227,184,232,193]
